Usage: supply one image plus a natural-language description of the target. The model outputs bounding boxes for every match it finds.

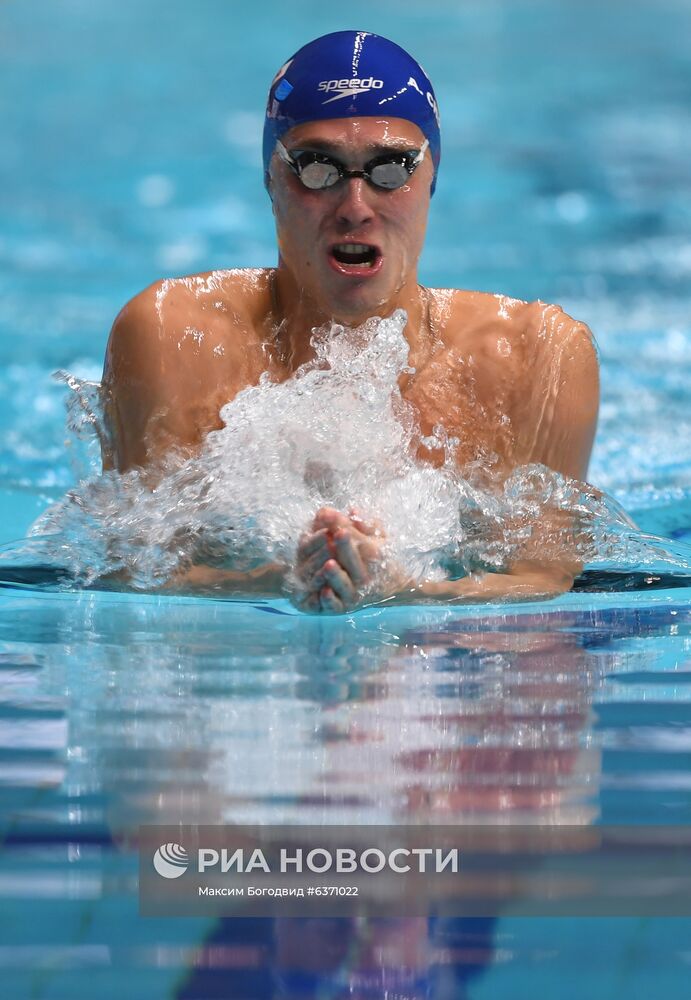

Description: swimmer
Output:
[101,31,599,613]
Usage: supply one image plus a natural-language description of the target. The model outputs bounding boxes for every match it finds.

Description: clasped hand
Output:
[293,506,400,614]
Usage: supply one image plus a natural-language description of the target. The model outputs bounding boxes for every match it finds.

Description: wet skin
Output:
[102,117,599,612]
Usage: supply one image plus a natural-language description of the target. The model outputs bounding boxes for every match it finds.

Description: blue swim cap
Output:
[263,30,441,195]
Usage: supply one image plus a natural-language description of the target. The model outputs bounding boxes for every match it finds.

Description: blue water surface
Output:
[1,0,691,997]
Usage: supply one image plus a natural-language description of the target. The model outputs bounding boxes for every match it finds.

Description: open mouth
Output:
[329,242,382,273]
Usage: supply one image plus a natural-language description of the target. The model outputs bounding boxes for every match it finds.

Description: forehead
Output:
[282,116,426,150]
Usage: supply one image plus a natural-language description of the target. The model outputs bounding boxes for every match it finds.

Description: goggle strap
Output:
[275,140,292,167]
[413,139,430,166]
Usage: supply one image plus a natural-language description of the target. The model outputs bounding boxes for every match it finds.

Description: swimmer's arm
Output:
[292,520,576,611]
[402,530,581,604]
[101,283,212,474]
[526,316,600,484]
[100,287,289,593]
[411,319,599,604]
[96,559,288,595]
[102,289,163,472]
[411,561,577,604]
[160,562,287,596]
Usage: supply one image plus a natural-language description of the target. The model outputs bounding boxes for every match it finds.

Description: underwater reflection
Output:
[6,595,691,995]
[20,597,691,996]
[395,615,600,822]
[14,596,597,998]
[50,601,598,831]
[175,913,496,999]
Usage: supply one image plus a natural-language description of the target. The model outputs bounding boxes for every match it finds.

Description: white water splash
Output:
[8,310,691,595]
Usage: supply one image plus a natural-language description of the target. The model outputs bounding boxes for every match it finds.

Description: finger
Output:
[333,528,369,585]
[296,527,331,560]
[300,529,370,587]
[298,547,333,583]
[347,508,382,537]
[305,591,321,612]
[358,535,384,567]
[313,508,350,531]
[312,507,341,525]
[296,549,332,585]
[319,585,344,614]
[315,558,356,604]
[292,586,321,613]
[341,524,384,573]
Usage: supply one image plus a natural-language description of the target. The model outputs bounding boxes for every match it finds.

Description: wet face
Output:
[268,117,433,325]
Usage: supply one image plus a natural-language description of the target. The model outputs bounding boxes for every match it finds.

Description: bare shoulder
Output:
[101,269,271,472]
[489,295,600,412]
[425,289,599,479]
[428,287,597,367]
[104,268,270,378]
[427,287,535,346]
[526,300,600,410]
[526,299,598,357]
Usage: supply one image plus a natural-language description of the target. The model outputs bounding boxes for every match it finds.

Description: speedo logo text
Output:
[318,78,384,103]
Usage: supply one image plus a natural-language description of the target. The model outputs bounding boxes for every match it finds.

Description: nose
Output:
[334,177,375,228]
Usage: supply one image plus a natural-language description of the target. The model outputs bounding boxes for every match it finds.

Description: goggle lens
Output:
[277,141,428,192]
[368,160,412,190]
[297,159,342,189]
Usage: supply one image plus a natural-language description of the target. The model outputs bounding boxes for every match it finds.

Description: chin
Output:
[322,285,394,326]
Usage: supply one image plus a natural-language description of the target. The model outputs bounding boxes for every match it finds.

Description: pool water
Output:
[1,0,691,997]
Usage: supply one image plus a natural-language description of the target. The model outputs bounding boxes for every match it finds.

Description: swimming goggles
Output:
[275,139,429,191]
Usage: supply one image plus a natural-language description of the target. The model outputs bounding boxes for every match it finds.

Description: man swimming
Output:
[101,30,599,613]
